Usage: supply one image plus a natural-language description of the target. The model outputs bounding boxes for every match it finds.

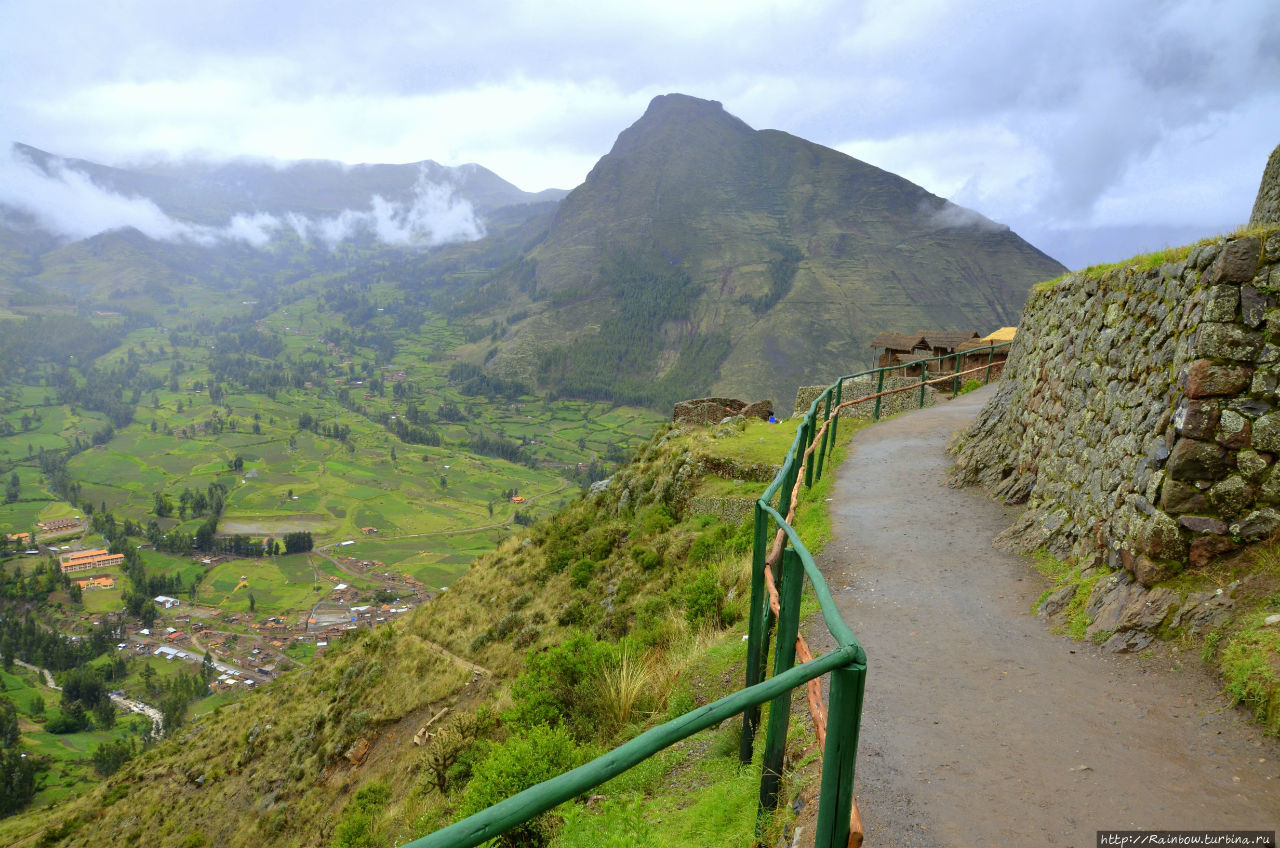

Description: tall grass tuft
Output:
[600,645,654,732]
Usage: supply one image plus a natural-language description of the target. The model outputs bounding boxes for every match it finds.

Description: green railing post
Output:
[783,432,802,502]
[829,379,842,449]
[952,352,961,397]
[871,369,885,420]
[814,390,833,481]
[918,364,928,408]
[759,547,804,817]
[740,501,771,763]
[803,412,816,489]
[985,344,995,383]
[813,664,868,848]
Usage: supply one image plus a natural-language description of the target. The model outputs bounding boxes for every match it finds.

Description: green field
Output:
[2,666,152,807]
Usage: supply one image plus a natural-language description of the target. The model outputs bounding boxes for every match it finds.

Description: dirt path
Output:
[809,386,1280,847]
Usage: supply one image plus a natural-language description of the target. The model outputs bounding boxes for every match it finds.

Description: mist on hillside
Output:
[0,146,485,249]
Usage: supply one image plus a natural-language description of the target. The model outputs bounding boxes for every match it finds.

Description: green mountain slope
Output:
[472,94,1065,409]
[0,416,842,848]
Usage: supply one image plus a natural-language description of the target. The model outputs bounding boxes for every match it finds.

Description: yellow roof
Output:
[980,327,1017,343]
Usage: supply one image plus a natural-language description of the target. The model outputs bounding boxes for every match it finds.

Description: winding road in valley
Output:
[810,385,1280,847]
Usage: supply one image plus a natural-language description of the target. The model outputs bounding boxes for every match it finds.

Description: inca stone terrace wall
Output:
[952,229,1280,589]
[1251,142,1280,228]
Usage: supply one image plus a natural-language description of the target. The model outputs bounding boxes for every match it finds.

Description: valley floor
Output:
[810,386,1280,847]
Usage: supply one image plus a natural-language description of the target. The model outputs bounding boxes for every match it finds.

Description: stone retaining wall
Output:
[952,229,1280,589]
[1251,142,1280,228]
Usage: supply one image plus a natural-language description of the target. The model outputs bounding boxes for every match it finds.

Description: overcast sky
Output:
[1,0,1277,268]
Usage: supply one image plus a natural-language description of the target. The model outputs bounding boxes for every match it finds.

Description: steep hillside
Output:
[474,94,1064,409]
[0,414,853,848]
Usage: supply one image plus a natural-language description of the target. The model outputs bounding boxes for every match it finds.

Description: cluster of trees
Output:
[55,362,146,431]
[458,373,529,400]
[151,664,212,734]
[4,472,18,504]
[0,314,135,388]
[0,696,36,817]
[118,547,195,627]
[203,533,279,558]
[534,258,720,409]
[94,494,222,559]
[467,432,525,464]
[298,411,352,442]
[434,401,466,422]
[740,243,803,314]
[448,362,529,400]
[54,666,117,732]
[282,531,314,554]
[176,481,227,521]
[0,611,112,672]
[36,448,81,505]
[0,559,69,604]
[386,416,440,447]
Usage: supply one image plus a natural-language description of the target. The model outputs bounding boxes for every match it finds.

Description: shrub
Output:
[569,559,595,589]
[505,632,612,740]
[332,781,391,848]
[630,546,661,573]
[684,567,725,629]
[457,725,592,847]
[494,613,524,639]
[689,525,731,565]
[578,525,621,560]
[544,546,574,575]
[556,598,596,628]
[638,504,675,536]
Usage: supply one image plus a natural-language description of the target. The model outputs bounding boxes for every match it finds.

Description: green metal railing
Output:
[406,340,1012,848]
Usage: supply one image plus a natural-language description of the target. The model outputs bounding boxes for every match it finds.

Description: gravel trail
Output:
[809,385,1280,847]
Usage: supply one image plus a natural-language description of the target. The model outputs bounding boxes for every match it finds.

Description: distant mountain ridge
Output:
[469,93,1066,408]
[1,95,1065,410]
[10,142,567,223]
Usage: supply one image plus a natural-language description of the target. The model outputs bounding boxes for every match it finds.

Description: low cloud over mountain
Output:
[0,146,485,249]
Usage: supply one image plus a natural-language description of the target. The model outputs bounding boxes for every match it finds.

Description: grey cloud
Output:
[0,150,484,250]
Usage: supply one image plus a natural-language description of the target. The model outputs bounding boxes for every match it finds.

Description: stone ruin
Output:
[672,396,773,426]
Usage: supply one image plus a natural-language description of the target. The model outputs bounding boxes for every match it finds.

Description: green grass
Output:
[704,418,800,466]
[1219,616,1280,734]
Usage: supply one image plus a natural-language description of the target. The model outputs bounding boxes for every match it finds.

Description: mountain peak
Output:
[606,93,754,159]
[641,93,728,119]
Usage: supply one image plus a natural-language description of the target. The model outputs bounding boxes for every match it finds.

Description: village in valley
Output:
[12,514,440,694]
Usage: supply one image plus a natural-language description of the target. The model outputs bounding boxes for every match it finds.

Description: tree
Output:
[0,747,37,815]
[92,737,135,776]
[4,473,17,504]
[248,593,256,613]
[0,696,18,747]
[92,697,115,729]
[201,651,216,683]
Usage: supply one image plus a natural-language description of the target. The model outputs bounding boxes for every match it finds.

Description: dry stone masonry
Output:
[1251,142,1280,228]
[953,228,1280,594]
